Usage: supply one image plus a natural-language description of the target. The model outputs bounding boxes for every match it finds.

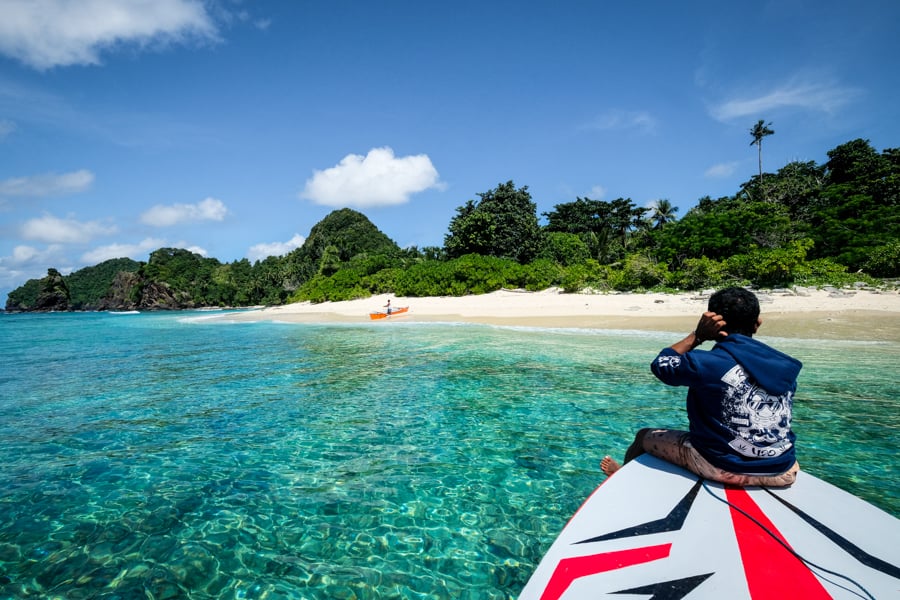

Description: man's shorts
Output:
[643,428,799,487]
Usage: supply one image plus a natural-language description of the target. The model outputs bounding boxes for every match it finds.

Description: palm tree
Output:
[750,120,775,198]
[650,198,678,228]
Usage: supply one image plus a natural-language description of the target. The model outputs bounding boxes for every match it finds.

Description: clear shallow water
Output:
[0,312,897,599]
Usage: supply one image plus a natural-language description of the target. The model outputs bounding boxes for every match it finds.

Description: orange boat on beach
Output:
[368,306,409,320]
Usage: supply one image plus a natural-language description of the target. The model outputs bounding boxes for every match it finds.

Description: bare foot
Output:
[600,455,621,476]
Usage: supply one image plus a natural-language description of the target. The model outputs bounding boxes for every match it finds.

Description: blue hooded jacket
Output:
[651,334,802,474]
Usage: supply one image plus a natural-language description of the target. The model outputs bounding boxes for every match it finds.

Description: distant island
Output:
[5,138,898,313]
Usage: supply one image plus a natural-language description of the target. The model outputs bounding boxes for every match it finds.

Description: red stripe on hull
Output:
[726,487,831,599]
[540,543,671,600]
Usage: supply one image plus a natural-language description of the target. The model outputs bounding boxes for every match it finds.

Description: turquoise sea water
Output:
[0,311,897,599]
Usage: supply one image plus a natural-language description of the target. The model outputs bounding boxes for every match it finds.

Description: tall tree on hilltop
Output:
[543,197,612,262]
[649,198,678,228]
[608,197,644,249]
[542,196,645,261]
[444,181,543,263]
[750,119,775,199]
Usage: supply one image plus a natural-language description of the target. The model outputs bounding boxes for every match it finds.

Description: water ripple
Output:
[0,313,896,598]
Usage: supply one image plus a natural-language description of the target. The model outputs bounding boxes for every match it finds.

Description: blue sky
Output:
[1,1,898,302]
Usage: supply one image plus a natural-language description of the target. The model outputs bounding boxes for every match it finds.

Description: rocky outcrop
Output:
[95,271,142,311]
[33,269,71,311]
[137,281,194,310]
[94,274,196,310]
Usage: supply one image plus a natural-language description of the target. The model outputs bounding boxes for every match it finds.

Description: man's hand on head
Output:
[695,311,728,342]
[670,312,730,354]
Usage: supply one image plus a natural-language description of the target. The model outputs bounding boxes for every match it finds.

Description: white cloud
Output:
[0,169,94,197]
[81,238,206,263]
[3,244,62,267]
[0,244,66,290]
[0,119,15,139]
[21,213,117,244]
[80,237,165,264]
[705,162,739,178]
[587,185,606,199]
[180,244,207,257]
[300,147,444,208]
[247,233,305,262]
[140,197,228,227]
[0,0,219,70]
[234,10,272,31]
[584,110,657,134]
[710,79,861,121]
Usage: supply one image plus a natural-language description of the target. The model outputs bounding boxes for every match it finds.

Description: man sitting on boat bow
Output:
[602,287,802,487]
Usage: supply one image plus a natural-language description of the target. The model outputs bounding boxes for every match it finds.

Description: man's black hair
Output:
[708,287,760,336]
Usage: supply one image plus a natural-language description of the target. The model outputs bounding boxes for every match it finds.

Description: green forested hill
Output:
[283,207,401,285]
[66,258,141,310]
[5,139,899,312]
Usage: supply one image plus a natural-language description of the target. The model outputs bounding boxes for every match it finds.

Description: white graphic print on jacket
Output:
[720,364,793,458]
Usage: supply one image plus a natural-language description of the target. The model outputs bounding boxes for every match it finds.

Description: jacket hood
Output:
[715,334,802,394]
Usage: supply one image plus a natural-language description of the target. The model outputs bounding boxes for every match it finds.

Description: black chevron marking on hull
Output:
[611,573,714,599]
[763,488,900,580]
[576,479,703,544]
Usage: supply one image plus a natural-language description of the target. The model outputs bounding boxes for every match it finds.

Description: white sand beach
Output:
[217,287,900,342]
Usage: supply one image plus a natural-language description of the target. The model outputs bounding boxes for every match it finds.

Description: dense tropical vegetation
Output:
[5,137,898,312]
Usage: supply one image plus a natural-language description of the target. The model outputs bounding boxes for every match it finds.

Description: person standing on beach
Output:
[601,287,803,486]
[385,298,392,316]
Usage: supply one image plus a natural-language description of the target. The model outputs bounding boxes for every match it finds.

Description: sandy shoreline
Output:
[214,287,900,342]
